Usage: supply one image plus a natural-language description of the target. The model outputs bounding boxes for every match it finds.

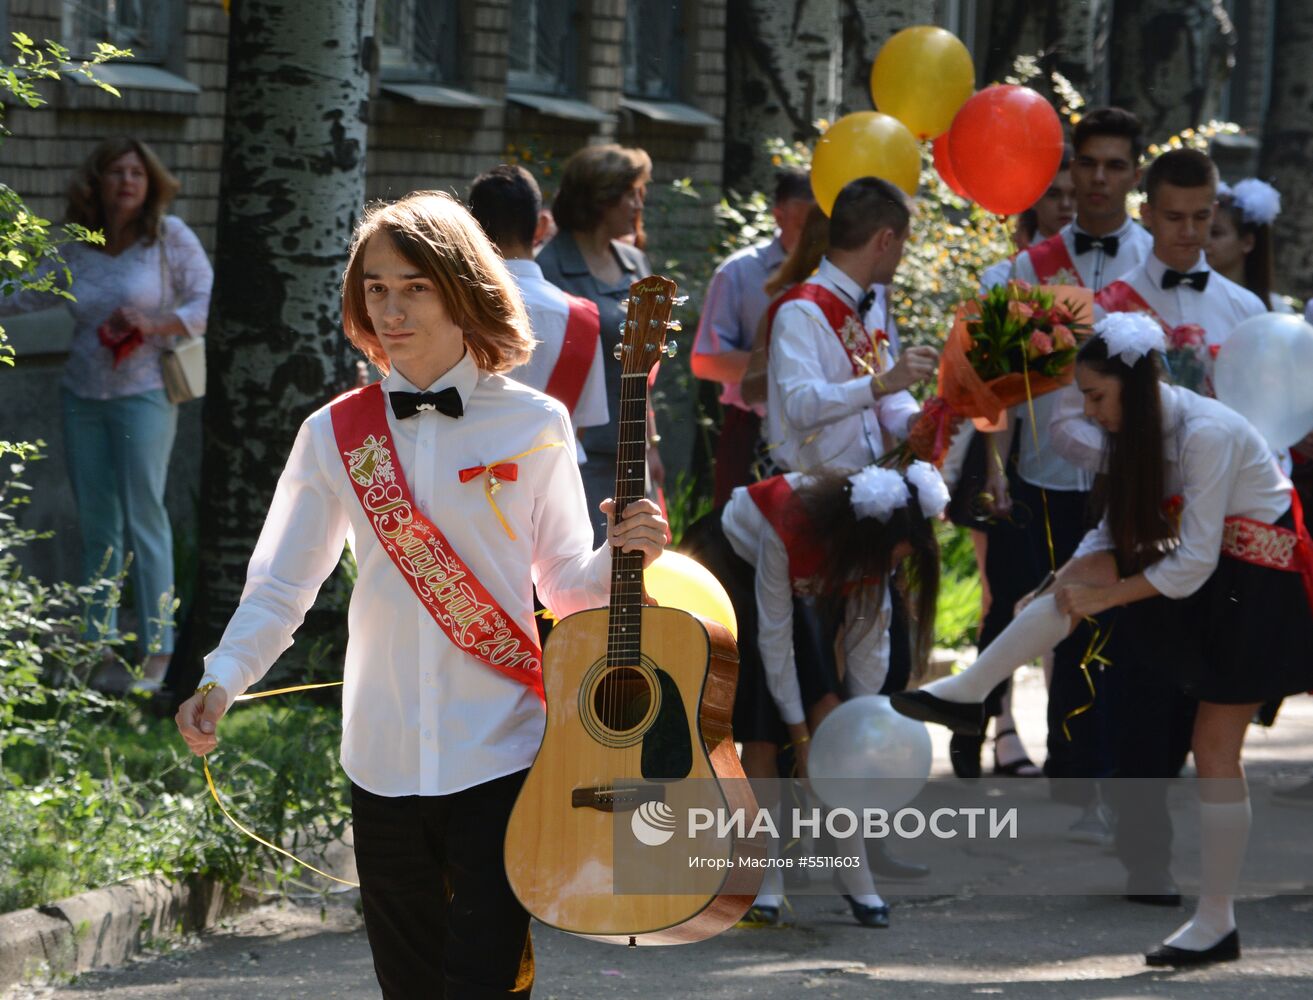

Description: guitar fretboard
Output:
[607,355,648,669]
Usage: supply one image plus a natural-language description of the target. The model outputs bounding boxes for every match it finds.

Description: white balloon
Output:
[808,695,932,813]
[1214,314,1313,450]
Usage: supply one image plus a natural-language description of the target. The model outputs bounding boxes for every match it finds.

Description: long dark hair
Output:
[1217,192,1275,307]
[1076,336,1175,573]
[791,471,941,682]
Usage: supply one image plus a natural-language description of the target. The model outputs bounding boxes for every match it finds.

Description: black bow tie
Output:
[1162,269,1210,292]
[389,387,464,420]
[1074,231,1120,256]
[857,288,877,316]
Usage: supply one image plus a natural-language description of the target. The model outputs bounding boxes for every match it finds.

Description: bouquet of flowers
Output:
[1162,323,1214,397]
[905,281,1094,465]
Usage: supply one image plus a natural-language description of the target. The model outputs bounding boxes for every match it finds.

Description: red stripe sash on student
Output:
[330,383,545,701]
[764,282,887,378]
[543,293,600,416]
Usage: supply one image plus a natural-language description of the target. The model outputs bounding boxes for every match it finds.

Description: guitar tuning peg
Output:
[665,320,682,332]
[619,298,630,308]
[613,342,624,360]
[673,295,689,306]
[662,339,678,358]
[617,322,626,334]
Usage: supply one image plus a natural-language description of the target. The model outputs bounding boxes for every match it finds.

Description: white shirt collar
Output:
[1145,250,1210,286]
[816,257,868,307]
[382,348,480,406]
[502,258,543,281]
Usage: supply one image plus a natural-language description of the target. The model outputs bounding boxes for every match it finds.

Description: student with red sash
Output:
[468,164,608,464]
[174,192,667,998]
[1091,148,1266,399]
[765,176,938,477]
[680,462,946,928]
[895,312,1313,967]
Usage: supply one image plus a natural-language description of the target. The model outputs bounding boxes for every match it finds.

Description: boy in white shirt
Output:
[174,192,667,998]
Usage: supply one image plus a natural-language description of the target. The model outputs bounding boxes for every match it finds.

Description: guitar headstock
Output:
[615,275,684,377]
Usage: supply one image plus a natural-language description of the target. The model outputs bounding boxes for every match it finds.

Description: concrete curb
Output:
[0,875,244,991]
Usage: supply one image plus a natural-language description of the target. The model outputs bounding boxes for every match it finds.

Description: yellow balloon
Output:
[810,112,921,214]
[644,550,738,639]
[871,25,975,140]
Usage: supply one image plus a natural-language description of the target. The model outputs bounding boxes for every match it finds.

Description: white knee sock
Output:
[922,594,1072,703]
[832,829,885,909]
[1163,798,1251,950]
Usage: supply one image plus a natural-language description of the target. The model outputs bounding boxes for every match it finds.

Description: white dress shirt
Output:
[1071,383,1292,599]
[720,473,891,724]
[203,352,613,796]
[1011,219,1152,291]
[503,258,608,464]
[1006,220,1152,491]
[1094,252,1267,350]
[766,258,918,474]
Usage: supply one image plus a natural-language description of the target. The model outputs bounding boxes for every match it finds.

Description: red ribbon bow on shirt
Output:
[97,314,145,367]
[458,463,519,484]
[1166,324,1206,349]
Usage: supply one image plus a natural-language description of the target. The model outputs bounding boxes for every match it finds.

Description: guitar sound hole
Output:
[593,667,653,733]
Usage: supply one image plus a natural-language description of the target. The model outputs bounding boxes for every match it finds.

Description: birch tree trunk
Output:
[1260,0,1313,300]
[1108,0,1235,141]
[837,0,935,116]
[174,0,372,690]
[724,0,842,191]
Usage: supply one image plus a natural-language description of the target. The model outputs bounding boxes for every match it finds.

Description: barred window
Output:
[62,0,176,64]
[507,0,577,95]
[378,0,461,83]
[623,0,685,100]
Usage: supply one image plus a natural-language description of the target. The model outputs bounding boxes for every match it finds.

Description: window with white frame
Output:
[378,0,461,83]
[507,0,577,95]
[623,0,685,100]
[61,0,175,64]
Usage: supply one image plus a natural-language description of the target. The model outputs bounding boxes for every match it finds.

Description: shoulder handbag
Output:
[157,222,206,404]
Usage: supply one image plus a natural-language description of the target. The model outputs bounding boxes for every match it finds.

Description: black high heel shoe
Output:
[842,894,890,928]
[891,690,987,735]
[949,731,985,779]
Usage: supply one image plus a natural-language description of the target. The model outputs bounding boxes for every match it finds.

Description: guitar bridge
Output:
[571,784,666,813]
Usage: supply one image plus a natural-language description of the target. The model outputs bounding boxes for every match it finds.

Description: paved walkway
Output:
[9,675,1313,999]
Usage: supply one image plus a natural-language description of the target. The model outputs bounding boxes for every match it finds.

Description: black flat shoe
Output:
[1145,929,1239,967]
[991,727,1041,777]
[868,840,930,880]
[891,690,986,735]
[842,894,890,928]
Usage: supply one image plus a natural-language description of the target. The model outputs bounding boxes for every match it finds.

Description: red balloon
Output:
[933,133,968,197]
[947,85,1064,216]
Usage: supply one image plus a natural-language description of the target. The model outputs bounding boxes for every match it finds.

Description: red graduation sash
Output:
[1221,490,1313,614]
[747,476,824,586]
[765,282,885,378]
[543,293,599,416]
[1096,279,1160,323]
[329,383,545,702]
[1025,234,1083,286]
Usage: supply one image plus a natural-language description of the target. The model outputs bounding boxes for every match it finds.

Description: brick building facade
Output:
[0,0,727,581]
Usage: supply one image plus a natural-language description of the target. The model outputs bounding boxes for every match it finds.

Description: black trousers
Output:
[351,771,534,999]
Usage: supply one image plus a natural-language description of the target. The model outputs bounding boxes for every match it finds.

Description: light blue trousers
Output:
[61,389,178,656]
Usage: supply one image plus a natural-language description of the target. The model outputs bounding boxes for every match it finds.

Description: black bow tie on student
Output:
[389,387,464,420]
[1073,231,1120,256]
[1162,269,1210,292]
[857,289,877,316]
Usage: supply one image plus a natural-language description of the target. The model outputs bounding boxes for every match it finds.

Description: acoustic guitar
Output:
[504,276,761,945]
